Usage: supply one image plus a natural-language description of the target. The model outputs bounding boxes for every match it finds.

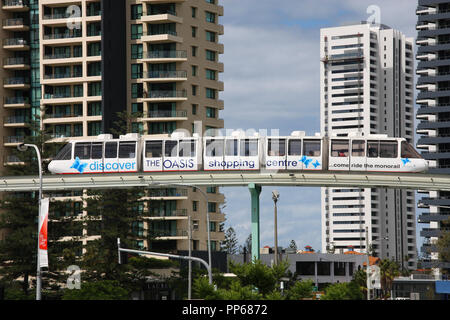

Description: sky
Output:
[218,0,420,252]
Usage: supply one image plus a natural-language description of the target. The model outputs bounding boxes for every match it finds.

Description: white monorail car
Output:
[48,131,428,174]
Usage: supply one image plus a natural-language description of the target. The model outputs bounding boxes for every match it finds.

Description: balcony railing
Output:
[4,77,30,85]
[44,112,82,119]
[44,72,83,79]
[4,135,24,144]
[148,209,187,217]
[147,9,176,16]
[4,96,29,104]
[144,50,187,59]
[4,115,29,124]
[152,229,188,237]
[146,188,188,197]
[147,30,177,36]
[43,31,82,40]
[3,38,28,46]
[44,93,82,99]
[3,18,27,27]
[145,90,187,99]
[143,110,187,118]
[3,57,29,66]
[144,70,187,79]
[3,0,29,7]
[43,13,74,20]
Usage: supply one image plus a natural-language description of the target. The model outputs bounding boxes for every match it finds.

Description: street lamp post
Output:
[272,190,280,265]
[18,143,43,301]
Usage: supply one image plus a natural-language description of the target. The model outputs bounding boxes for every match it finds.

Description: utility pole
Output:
[272,190,280,265]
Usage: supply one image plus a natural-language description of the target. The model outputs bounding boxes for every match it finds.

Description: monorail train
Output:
[47,131,428,175]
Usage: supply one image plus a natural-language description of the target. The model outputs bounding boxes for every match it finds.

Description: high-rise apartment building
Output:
[0,0,225,254]
[320,22,417,270]
[416,0,450,274]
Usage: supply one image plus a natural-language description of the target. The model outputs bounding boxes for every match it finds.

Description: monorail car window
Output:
[268,139,286,156]
[55,143,72,160]
[179,140,196,157]
[74,142,91,159]
[165,141,178,157]
[240,139,258,157]
[225,139,238,156]
[105,142,118,158]
[367,141,379,158]
[352,140,365,157]
[379,141,398,158]
[288,139,302,156]
[331,140,349,157]
[303,140,321,157]
[119,141,136,159]
[145,141,163,158]
[401,141,421,159]
[91,142,103,159]
[206,139,224,157]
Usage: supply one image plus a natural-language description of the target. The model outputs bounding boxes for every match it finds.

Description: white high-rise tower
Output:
[320,22,417,270]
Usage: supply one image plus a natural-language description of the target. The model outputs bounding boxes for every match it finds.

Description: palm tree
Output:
[379,259,400,299]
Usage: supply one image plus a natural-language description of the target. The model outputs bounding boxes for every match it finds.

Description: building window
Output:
[209,221,217,232]
[131,83,143,99]
[191,7,197,18]
[206,88,216,99]
[132,103,143,114]
[205,11,216,23]
[206,50,216,61]
[192,26,197,38]
[131,63,143,79]
[73,84,83,97]
[192,65,198,76]
[192,104,197,115]
[206,107,216,118]
[206,30,216,42]
[131,4,143,20]
[208,202,216,213]
[88,102,102,116]
[87,42,101,56]
[88,82,102,96]
[131,24,143,40]
[206,0,216,4]
[193,201,198,212]
[88,121,102,136]
[192,85,198,96]
[206,69,216,80]
[207,186,216,193]
[193,220,199,230]
[131,44,143,59]
[192,46,198,57]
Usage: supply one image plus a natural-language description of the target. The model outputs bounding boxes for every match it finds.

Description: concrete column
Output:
[248,183,261,262]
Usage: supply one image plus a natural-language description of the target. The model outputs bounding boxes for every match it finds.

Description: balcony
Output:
[141,188,188,199]
[3,18,28,31]
[3,77,30,89]
[152,229,188,240]
[2,0,29,11]
[4,115,30,127]
[142,70,187,82]
[4,96,30,108]
[143,90,187,102]
[3,154,25,166]
[3,38,29,50]
[142,11,183,24]
[43,72,83,84]
[3,135,24,146]
[141,50,187,62]
[3,57,30,70]
[43,31,82,43]
[147,209,188,219]
[141,30,182,43]
[139,110,188,121]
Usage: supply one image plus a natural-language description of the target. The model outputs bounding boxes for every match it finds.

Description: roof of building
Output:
[343,250,380,266]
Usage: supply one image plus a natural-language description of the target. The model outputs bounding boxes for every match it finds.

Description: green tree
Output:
[221,227,238,254]
[286,279,314,300]
[321,281,363,300]
[379,259,400,299]
[0,121,74,297]
[62,280,129,300]
[436,218,450,275]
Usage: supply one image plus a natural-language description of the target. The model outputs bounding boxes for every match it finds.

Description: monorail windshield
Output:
[54,143,72,160]
[401,141,422,159]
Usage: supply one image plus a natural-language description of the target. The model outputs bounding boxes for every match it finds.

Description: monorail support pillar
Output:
[248,183,262,262]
